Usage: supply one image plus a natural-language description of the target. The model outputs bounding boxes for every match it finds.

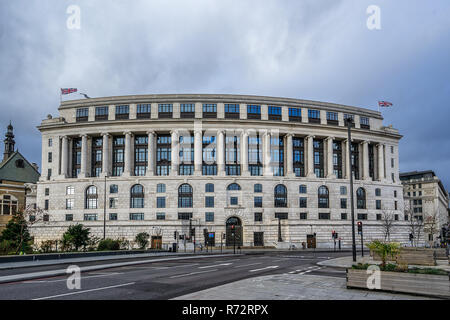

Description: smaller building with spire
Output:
[0,123,40,231]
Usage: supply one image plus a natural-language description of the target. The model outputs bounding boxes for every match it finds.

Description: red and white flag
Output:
[378,101,393,107]
[61,88,78,95]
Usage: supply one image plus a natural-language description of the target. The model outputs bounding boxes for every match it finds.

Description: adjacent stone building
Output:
[0,123,40,231]
[400,170,449,246]
[31,94,409,248]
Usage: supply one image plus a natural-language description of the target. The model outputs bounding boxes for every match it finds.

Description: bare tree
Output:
[424,211,438,247]
[406,208,424,247]
[380,209,396,242]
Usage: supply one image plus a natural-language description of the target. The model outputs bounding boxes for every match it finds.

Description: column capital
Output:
[80,133,89,138]
[285,133,293,138]
[306,135,315,139]
[123,131,133,137]
[325,136,334,141]
[146,130,155,136]
[170,129,179,135]
[101,132,110,137]
[194,129,203,135]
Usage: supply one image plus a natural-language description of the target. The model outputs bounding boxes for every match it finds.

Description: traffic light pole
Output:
[361,228,364,257]
[347,118,357,262]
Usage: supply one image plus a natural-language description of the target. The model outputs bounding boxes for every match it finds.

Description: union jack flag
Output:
[378,101,393,107]
[61,88,78,95]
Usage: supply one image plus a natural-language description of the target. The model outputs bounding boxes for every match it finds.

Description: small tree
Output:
[135,232,150,249]
[380,209,396,242]
[424,211,438,247]
[61,224,91,251]
[406,210,424,247]
[366,240,400,268]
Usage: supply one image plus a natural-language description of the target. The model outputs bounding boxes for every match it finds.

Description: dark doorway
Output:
[226,217,243,246]
[306,234,316,248]
[151,236,162,249]
[254,232,264,246]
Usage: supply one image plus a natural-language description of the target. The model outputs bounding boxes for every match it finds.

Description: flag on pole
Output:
[61,88,78,95]
[378,101,393,107]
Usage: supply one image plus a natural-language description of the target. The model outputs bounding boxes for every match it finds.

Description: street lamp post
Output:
[103,175,107,240]
[278,217,282,242]
[346,118,357,262]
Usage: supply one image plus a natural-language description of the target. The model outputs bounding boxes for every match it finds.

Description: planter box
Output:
[396,248,436,266]
[346,268,450,299]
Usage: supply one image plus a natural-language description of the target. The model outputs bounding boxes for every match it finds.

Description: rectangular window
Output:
[76,108,89,122]
[254,212,263,222]
[268,106,282,120]
[157,134,171,176]
[179,134,194,175]
[248,133,262,176]
[319,212,330,220]
[299,185,307,194]
[134,135,148,176]
[299,197,307,208]
[289,107,302,122]
[157,197,166,208]
[293,137,305,177]
[136,104,151,119]
[66,198,74,210]
[109,213,117,220]
[313,139,324,178]
[395,201,398,210]
[109,198,117,209]
[48,138,53,147]
[95,106,109,121]
[360,116,370,129]
[45,188,50,196]
[91,137,103,177]
[115,105,129,119]
[130,213,144,221]
[205,196,214,208]
[84,214,97,221]
[156,212,165,220]
[376,214,382,221]
[376,200,382,210]
[202,134,217,176]
[225,104,240,119]
[375,188,381,196]
[225,134,240,176]
[158,104,173,118]
[180,103,195,118]
[275,212,288,220]
[308,109,320,123]
[327,111,338,125]
[44,199,49,210]
[340,186,347,195]
[341,213,347,220]
[247,105,261,119]
[47,169,52,180]
[66,186,75,195]
[300,212,307,220]
[205,212,214,222]
[254,197,263,208]
[48,152,52,163]
[230,197,238,206]
[254,184,262,193]
[340,198,347,209]
[65,214,73,221]
[202,104,217,118]
[110,184,118,193]
[270,136,284,176]
[178,212,193,220]
[112,136,125,176]
[358,213,368,220]
[333,141,343,179]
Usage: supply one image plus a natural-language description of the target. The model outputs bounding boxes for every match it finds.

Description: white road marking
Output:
[233,262,262,268]
[249,266,279,272]
[32,282,135,300]
[215,259,241,263]
[169,269,218,279]
[22,272,123,284]
[198,263,232,269]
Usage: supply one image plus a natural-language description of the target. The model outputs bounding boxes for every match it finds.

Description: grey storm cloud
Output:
[0,0,449,189]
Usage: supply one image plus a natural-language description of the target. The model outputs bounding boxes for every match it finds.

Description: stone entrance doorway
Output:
[226,216,243,246]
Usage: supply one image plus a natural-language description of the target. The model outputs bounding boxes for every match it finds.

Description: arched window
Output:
[227,183,241,191]
[318,186,329,208]
[0,194,18,215]
[130,184,144,208]
[205,183,214,193]
[178,184,193,208]
[274,184,287,207]
[357,187,366,209]
[85,185,98,209]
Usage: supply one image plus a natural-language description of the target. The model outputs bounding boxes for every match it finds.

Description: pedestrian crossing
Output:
[287,266,323,275]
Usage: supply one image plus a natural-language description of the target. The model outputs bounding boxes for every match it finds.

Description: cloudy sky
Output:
[0,0,449,189]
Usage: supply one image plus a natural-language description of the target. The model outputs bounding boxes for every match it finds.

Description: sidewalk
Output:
[174,274,432,300]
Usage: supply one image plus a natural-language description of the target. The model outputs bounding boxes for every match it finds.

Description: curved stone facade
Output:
[32,94,408,248]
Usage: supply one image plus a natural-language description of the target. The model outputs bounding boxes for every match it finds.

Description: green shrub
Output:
[0,240,15,255]
[135,232,150,249]
[61,224,90,251]
[97,239,120,251]
[366,240,400,268]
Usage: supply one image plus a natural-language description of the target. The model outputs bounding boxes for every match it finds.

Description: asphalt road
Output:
[0,251,349,300]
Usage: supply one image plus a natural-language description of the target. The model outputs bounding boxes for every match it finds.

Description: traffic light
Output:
[174,231,177,240]
[357,221,362,234]
[190,227,195,237]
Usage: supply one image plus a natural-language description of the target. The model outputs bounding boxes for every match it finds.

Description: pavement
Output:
[174,274,432,300]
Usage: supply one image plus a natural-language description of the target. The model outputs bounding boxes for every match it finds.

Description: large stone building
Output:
[400,170,449,246]
[31,94,409,248]
[0,123,40,231]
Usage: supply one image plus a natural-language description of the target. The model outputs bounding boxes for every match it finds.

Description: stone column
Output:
[344,139,351,179]
[170,130,179,176]
[241,130,249,176]
[146,130,155,176]
[101,133,110,176]
[377,143,385,181]
[326,137,335,178]
[194,129,202,175]
[79,134,88,178]
[123,131,132,177]
[217,130,225,176]
[362,141,370,180]
[306,135,315,178]
[286,133,293,177]
[61,136,68,178]
[263,131,272,176]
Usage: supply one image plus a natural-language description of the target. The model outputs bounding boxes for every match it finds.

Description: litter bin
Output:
[172,243,177,252]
